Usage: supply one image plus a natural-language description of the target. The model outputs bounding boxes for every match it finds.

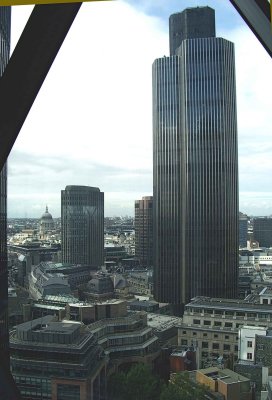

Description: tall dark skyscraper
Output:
[239,212,248,248]
[253,217,272,248]
[61,185,104,268]
[153,7,238,312]
[135,196,153,267]
[0,7,11,368]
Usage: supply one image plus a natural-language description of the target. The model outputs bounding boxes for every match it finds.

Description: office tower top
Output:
[61,185,104,268]
[153,7,238,313]
[169,6,215,55]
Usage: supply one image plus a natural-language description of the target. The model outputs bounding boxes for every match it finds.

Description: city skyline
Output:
[7,0,272,218]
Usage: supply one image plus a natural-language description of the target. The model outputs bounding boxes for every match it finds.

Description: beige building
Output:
[196,367,252,400]
[178,296,272,368]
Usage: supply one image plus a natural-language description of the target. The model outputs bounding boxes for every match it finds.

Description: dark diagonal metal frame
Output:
[0,3,81,398]
[0,2,82,172]
[229,0,272,58]
[0,0,271,398]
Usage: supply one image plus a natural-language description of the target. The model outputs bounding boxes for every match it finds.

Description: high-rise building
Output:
[61,186,104,268]
[153,7,238,313]
[253,217,272,248]
[239,212,248,248]
[0,7,11,370]
[135,196,153,267]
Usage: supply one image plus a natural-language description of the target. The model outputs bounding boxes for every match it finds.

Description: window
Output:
[224,344,230,351]
[214,321,222,326]
[204,320,211,326]
[203,333,207,337]
[181,339,187,345]
[235,345,238,352]
[193,332,197,336]
[263,299,268,304]
[214,334,218,338]
[202,342,208,348]
[182,330,187,334]
[247,341,253,348]
[247,353,253,360]
[225,335,229,340]
[237,312,245,317]
[213,343,219,350]
[225,322,232,328]
[193,319,200,325]
[247,313,256,318]
[225,311,233,317]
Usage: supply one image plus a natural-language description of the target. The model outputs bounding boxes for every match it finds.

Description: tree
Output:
[159,372,207,400]
[107,363,161,400]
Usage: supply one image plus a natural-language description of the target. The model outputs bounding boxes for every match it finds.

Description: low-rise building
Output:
[179,296,272,368]
[10,316,107,400]
[67,299,127,324]
[88,312,160,373]
[195,367,252,400]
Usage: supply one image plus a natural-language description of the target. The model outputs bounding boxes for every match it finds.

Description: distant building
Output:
[170,348,197,372]
[10,316,107,400]
[126,271,153,296]
[129,299,159,313]
[29,263,72,300]
[61,185,104,268]
[67,299,127,323]
[83,275,114,300]
[238,326,267,363]
[253,217,272,248]
[135,196,153,266]
[239,212,248,248]
[235,325,271,394]
[39,205,54,235]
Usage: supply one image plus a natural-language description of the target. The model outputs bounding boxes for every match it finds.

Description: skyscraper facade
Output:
[153,7,238,312]
[239,212,248,248]
[253,217,272,248]
[0,7,11,368]
[61,186,104,268]
[135,196,153,267]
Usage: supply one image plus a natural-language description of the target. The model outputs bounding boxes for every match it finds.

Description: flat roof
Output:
[186,296,272,313]
[198,367,249,384]
[147,313,181,331]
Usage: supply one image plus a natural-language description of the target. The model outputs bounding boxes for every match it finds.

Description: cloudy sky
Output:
[8,0,272,218]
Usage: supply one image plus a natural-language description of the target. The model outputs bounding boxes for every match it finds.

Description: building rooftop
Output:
[65,185,100,192]
[186,296,272,313]
[198,367,249,384]
[147,313,181,331]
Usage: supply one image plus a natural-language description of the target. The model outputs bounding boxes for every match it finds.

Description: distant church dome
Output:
[40,206,54,234]
[41,205,53,220]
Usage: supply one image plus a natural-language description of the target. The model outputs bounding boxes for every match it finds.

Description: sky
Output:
[7,0,272,218]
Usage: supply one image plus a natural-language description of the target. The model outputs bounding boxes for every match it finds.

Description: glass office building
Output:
[61,185,104,268]
[153,7,238,312]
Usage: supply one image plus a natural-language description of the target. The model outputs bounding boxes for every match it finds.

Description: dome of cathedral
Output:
[41,206,53,220]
